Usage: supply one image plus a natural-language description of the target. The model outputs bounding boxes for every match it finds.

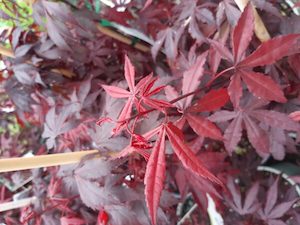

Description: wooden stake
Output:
[0,150,102,173]
[0,197,37,212]
[96,24,150,52]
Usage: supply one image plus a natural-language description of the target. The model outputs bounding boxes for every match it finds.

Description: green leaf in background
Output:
[0,0,34,28]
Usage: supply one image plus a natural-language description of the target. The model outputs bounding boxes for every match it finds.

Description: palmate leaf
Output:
[42,106,78,149]
[258,176,298,223]
[226,177,260,215]
[209,95,299,155]
[210,3,300,105]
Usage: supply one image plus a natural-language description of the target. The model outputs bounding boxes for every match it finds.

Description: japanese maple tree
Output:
[0,0,300,225]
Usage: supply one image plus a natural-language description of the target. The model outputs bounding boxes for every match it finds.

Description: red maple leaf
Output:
[210,3,300,107]
[209,97,299,155]
[100,55,171,133]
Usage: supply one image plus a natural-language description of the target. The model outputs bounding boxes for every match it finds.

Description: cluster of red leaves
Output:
[1,0,300,225]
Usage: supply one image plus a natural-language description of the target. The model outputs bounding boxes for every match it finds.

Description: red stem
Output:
[206,66,235,87]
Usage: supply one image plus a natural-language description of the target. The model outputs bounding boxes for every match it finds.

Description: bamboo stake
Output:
[234,0,271,42]
[0,150,102,173]
[0,197,37,212]
[96,24,150,52]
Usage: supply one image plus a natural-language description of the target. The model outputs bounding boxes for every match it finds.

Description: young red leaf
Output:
[124,55,135,93]
[101,85,131,98]
[145,127,166,225]
[182,51,208,109]
[165,122,223,186]
[113,98,134,134]
[135,73,153,93]
[164,85,182,109]
[232,3,254,63]
[224,114,243,154]
[119,98,134,121]
[228,73,242,108]
[186,114,223,140]
[140,76,158,96]
[188,88,229,112]
[240,70,287,103]
[238,34,300,68]
[146,85,167,97]
[143,98,173,110]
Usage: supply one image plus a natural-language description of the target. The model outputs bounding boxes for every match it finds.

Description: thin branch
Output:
[177,204,198,225]
[0,150,117,173]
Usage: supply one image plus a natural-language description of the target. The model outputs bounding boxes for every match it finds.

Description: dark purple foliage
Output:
[0,1,300,225]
